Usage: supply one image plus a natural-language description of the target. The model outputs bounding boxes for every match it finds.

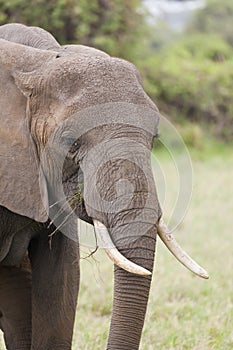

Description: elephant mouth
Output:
[62,166,93,225]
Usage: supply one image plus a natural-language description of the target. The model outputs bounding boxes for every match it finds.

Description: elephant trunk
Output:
[107,223,157,350]
[84,151,159,349]
[98,183,158,349]
[108,271,153,349]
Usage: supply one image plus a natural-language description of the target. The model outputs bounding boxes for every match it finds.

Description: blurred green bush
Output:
[139,0,233,141]
[187,0,233,46]
[0,0,144,59]
[140,34,233,141]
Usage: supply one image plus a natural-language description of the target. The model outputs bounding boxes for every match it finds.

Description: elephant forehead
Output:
[46,55,145,101]
[37,55,158,135]
[49,55,136,80]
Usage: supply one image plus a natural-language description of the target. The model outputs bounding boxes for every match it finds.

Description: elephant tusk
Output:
[93,219,152,276]
[157,218,209,279]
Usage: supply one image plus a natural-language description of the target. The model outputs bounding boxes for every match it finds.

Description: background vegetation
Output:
[139,0,233,141]
[0,0,233,141]
[0,0,144,58]
[0,0,232,141]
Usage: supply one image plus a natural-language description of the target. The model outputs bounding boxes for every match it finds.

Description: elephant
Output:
[0,23,208,350]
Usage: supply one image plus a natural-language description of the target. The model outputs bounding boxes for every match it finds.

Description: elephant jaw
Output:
[93,218,209,279]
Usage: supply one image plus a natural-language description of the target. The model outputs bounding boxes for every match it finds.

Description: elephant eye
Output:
[69,139,81,153]
[61,136,80,152]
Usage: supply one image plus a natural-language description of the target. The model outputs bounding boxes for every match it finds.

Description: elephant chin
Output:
[93,219,209,279]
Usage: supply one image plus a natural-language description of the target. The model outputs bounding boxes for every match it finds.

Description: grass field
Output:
[1,142,233,349]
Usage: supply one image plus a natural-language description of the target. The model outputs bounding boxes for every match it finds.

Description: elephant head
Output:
[0,28,208,349]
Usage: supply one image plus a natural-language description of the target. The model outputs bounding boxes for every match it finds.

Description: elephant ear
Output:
[0,39,54,222]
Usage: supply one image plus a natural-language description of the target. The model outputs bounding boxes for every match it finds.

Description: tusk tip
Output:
[158,218,209,280]
[198,270,209,279]
[140,268,152,276]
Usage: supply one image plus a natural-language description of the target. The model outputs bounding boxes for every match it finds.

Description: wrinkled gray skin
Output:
[0,23,161,349]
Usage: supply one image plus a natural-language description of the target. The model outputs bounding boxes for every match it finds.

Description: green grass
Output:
[1,143,233,349]
[147,152,233,350]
